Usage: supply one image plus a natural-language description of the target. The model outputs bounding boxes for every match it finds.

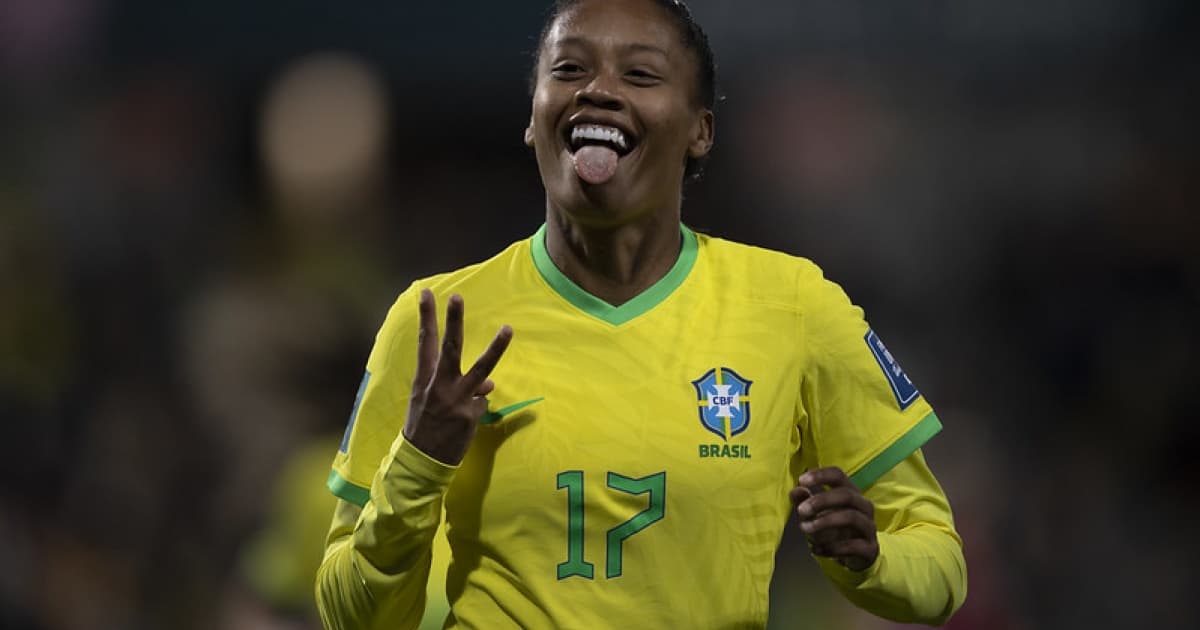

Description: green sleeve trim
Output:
[326,469,371,507]
[848,412,942,490]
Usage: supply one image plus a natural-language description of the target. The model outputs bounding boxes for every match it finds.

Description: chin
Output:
[548,177,644,228]
[555,194,631,228]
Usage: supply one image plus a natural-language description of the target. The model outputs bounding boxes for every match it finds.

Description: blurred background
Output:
[1,0,1196,628]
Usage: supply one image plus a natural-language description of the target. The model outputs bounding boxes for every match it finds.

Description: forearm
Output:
[315,438,457,630]
[820,521,965,624]
[819,450,967,625]
[316,528,423,630]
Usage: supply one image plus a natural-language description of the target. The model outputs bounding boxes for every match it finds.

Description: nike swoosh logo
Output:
[480,397,545,425]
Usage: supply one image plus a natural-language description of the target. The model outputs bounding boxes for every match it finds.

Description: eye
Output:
[626,69,662,86]
[551,63,585,79]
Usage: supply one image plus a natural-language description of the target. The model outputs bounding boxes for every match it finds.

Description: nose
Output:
[574,70,624,111]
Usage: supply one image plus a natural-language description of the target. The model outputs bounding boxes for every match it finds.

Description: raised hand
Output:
[789,467,879,572]
[401,289,513,465]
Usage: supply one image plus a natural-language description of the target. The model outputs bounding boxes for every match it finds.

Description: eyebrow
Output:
[553,36,669,59]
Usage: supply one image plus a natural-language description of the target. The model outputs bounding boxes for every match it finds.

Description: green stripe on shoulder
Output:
[327,470,371,507]
[849,412,943,490]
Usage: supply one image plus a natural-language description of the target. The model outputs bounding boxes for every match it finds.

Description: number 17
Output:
[556,470,666,580]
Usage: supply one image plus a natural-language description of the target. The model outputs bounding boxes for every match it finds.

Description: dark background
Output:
[2,0,1197,628]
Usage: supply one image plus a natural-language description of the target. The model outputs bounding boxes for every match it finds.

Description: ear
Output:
[687,109,714,159]
[524,119,535,148]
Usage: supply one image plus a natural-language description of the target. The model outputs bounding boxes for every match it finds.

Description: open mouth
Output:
[565,123,635,156]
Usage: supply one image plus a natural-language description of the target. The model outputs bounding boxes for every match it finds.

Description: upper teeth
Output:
[571,124,628,150]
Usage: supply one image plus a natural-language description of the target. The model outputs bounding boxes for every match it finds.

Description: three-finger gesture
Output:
[789,467,879,572]
[402,290,513,465]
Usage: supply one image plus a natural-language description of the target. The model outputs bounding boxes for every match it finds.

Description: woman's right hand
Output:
[402,289,513,465]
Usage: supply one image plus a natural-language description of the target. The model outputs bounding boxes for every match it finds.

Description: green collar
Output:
[530,223,698,326]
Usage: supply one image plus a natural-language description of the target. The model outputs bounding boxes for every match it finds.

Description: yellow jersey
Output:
[325,224,944,628]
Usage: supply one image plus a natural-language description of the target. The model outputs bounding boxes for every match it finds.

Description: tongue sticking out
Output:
[573,145,619,185]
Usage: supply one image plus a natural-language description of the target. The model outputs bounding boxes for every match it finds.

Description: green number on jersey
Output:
[555,471,595,579]
[556,470,666,580]
[604,472,666,578]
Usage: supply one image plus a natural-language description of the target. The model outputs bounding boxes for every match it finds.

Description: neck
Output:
[544,209,682,307]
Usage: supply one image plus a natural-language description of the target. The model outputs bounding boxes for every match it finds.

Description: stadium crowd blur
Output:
[1,1,1196,628]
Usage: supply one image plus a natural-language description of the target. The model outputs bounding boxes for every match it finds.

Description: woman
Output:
[317,0,967,627]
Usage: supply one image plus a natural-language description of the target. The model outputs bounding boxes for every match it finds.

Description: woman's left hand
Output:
[789,467,879,572]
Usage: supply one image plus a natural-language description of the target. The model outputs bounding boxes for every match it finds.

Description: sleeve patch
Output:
[340,370,371,453]
[864,330,920,410]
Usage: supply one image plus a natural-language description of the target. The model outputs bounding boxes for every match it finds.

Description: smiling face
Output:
[526,0,714,227]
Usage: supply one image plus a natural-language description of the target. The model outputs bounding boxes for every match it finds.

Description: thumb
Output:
[789,484,813,506]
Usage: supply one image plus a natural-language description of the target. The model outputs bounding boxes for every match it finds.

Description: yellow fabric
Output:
[817,449,967,625]
[316,226,966,628]
[420,525,453,630]
[316,440,455,630]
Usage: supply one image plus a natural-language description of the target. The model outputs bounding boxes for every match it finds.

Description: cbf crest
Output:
[691,367,753,441]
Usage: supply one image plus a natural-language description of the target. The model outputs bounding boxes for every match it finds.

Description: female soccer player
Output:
[316,1,967,627]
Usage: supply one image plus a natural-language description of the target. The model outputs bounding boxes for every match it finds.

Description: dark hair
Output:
[530,0,718,182]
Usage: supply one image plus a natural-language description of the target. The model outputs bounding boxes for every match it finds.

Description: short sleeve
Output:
[796,264,942,490]
[327,284,421,506]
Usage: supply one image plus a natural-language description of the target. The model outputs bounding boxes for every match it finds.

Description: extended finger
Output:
[796,487,872,520]
[797,466,853,491]
[438,294,465,377]
[413,289,439,388]
[461,325,514,392]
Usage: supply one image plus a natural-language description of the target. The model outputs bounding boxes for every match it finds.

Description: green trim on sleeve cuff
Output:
[849,412,943,490]
[327,470,371,507]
